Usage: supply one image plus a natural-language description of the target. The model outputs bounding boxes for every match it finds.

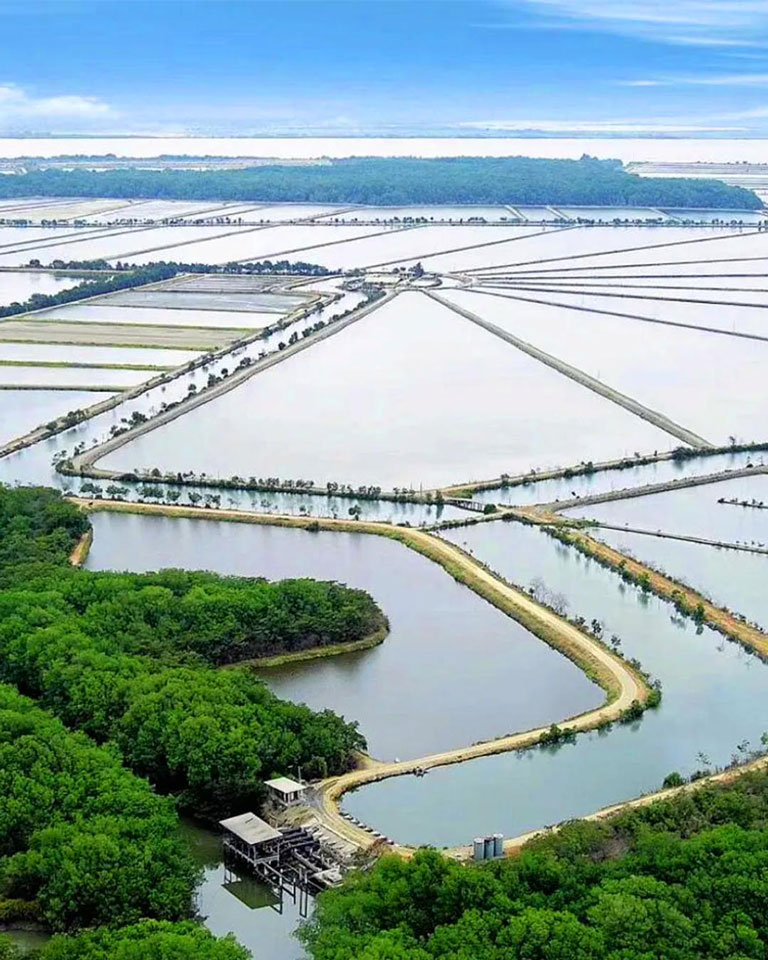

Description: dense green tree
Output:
[0,157,758,209]
[37,920,250,959]
[300,768,768,959]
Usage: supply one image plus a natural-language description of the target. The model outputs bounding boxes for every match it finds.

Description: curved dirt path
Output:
[68,497,648,853]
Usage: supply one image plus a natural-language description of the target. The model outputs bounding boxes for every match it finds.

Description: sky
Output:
[2,0,768,137]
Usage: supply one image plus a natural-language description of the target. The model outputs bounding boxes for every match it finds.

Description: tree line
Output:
[0,484,380,954]
[0,258,330,321]
[0,156,759,209]
[301,766,768,959]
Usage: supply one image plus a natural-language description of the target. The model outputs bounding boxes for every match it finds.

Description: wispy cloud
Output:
[502,1,768,48]
[0,83,115,131]
[621,72,768,87]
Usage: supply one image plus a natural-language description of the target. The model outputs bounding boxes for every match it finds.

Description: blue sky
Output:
[2,0,768,136]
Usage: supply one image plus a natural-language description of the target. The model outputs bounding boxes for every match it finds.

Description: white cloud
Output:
[621,72,768,87]
[0,83,114,130]
[461,115,748,134]
[504,0,768,47]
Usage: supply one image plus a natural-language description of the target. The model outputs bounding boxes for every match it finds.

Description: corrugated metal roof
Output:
[219,812,282,845]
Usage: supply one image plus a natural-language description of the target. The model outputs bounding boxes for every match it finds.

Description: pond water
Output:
[0,225,245,267]
[489,228,767,276]
[471,449,768,507]
[458,226,725,274]
[487,286,768,339]
[96,292,674,489]
[343,519,768,846]
[566,472,768,543]
[0,342,199,367]
[442,288,768,446]
[0,388,113,445]
[596,526,768,631]
[182,819,307,960]
[0,287,363,490]
[0,365,148,388]
[555,207,674,222]
[120,224,381,267]
[106,289,306,312]
[83,510,600,761]
[0,270,85,306]
[35,303,271,329]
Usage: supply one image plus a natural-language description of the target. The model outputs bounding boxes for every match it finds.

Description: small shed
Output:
[265,776,308,808]
[220,812,283,865]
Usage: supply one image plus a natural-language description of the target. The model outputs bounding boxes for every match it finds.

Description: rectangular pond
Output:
[0,341,199,367]
[95,291,675,489]
[34,303,269,329]
[0,365,148,388]
[104,289,306,313]
[119,224,381,267]
[442,288,768,447]
[490,286,768,339]
[82,510,602,761]
[343,519,768,847]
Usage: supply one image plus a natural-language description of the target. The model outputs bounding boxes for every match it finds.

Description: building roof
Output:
[219,812,282,845]
[265,776,307,795]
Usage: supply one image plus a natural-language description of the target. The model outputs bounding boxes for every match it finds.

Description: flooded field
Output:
[119,224,380,266]
[34,303,269,329]
[293,225,544,269]
[555,206,674,221]
[97,292,674,488]
[105,288,307,312]
[442,288,768,445]
[0,365,147,387]
[0,318,236,349]
[0,341,198,366]
[488,227,766,276]
[83,510,600,761]
[344,519,768,846]
[491,286,768,338]
[0,387,111,443]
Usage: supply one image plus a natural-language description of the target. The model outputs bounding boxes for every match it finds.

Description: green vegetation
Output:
[301,767,768,959]
[0,157,758,209]
[0,684,198,931]
[0,486,374,819]
[27,921,250,959]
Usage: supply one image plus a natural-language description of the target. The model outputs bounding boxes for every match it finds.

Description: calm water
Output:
[596,526,768,631]
[0,270,83,306]
[120,224,380,267]
[0,365,147,388]
[0,342,199,367]
[37,303,270,330]
[472,449,768,507]
[182,819,307,960]
[344,519,768,846]
[443,288,768,447]
[98,292,674,489]
[0,281,360,485]
[0,388,113,445]
[83,510,600,761]
[2,136,768,163]
[567,473,768,543]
